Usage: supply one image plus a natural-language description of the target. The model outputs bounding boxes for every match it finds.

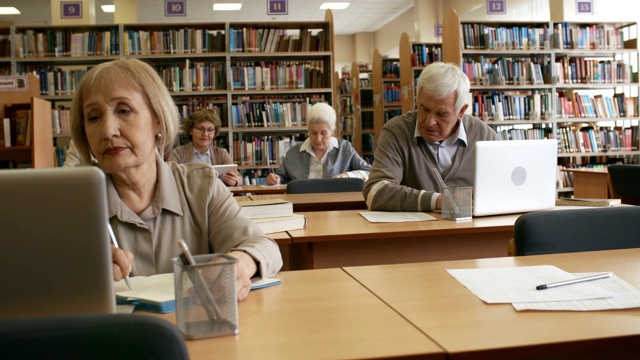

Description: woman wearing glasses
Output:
[169,108,243,186]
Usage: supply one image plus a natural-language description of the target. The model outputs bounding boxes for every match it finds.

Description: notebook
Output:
[0,167,116,319]
[473,139,557,217]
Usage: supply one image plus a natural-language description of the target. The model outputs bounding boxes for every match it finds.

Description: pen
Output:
[432,167,460,214]
[107,223,132,291]
[535,273,611,290]
[178,239,223,321]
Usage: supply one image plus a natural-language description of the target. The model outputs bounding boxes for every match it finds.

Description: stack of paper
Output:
[446,265,640,311]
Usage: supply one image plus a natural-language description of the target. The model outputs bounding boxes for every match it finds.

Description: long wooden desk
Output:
[344,248,640,359]
[250,192,367,212]
[229,184,287,195]
[286,210,520,270]
[147,268,445,360]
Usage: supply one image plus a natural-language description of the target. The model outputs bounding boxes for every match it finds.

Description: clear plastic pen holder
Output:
[172,254,239,339]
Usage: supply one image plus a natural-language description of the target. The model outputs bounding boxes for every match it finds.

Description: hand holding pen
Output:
[108,223,133,290]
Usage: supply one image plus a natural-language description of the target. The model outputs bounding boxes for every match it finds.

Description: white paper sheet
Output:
[359,211,437,223]
[512,273,640,311]
[447,265,615,304]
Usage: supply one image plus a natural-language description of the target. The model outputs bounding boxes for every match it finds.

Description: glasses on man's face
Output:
[193,126,215,134]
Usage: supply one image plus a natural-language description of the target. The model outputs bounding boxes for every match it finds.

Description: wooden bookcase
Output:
[442,7,640,195]
[4,11,336,183]
[0,75,53,168]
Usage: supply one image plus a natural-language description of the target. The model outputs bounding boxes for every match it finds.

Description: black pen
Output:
[536,273,611,290]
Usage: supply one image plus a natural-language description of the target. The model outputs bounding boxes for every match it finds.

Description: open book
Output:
[114,273,282,313]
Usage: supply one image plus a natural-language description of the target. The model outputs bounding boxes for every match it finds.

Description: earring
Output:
[155,133,162,140]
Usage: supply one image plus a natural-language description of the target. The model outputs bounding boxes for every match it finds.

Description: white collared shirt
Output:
[415,121,468,177]
[191,148,213,165]
[300,137,339,179]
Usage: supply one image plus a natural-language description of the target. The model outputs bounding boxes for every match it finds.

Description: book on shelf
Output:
[252,213,307,234]
[1,118,10,147]
[114,273,282,313]
[555,198,622,207]
[237,198,293,219]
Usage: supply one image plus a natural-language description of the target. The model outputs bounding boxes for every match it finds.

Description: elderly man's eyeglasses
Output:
[193,126,215,134]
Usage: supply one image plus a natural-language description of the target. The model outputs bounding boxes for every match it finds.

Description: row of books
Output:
[123,28,225,55]
[27,66,89,96]
[554,58,633,85]
[383,84,402,104]
[0,35,10,57]
[461,23,550,50]
[51,107,70,134]
[15,29,119,57]
[230,60,326,90]
[231,98,315,128]
[360,89,374,108]
[1,107,31,147]
[231,135,301,166]
[494,127,552,141]
[155,60,226,92]
[175,102,228,127]
[411,44,442,67]
[384,109,402,123]
[339,78,352,95]
[557,125,639,153]
[340,96,353,114]
[553,22,625,50]
[362,133,375,153]
[382,61,400,79]
[229,27,328,53]
[471,91,552,121]
[556,91,637,119]
[361,112,374,131]
[462,57,548,85]
[341,116,354,133]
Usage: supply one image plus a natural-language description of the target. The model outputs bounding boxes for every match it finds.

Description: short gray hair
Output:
[306,102,336,132]
[416,62,470,113]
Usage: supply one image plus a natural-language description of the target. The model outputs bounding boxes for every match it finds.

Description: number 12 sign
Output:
[487,0,506,15]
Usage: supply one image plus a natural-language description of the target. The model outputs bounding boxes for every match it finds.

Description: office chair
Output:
[286,178,365,194]
[608,164,640,205]
[509,207,640,256]
[0,314,189,360]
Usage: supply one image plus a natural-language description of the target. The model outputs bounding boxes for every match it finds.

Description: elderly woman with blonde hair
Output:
[70,58,282,302]
[265,102,370,185]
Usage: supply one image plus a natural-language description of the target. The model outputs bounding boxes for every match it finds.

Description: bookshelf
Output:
[0,75,54,169]
[353,62,372,162]
[336,66,356,148]
[369,49,384,164]
[442,8,640,195]
[4,11,335,183]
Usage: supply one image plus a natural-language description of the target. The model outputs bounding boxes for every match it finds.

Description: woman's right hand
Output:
[265,173,280,185]
[111,245,134,282]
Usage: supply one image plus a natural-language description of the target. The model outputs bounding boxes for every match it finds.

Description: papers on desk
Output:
[359,211,437,223]
[447,265,640,311]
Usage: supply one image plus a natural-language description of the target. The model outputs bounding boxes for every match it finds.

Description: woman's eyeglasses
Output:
[193,126,215,134]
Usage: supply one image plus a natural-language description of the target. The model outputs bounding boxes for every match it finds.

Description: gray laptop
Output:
[0,166,115,319]
[473,139,557,217]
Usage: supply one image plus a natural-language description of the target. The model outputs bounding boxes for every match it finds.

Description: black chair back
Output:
[0,314,189,360]
[513,207,640,256]
[608,164,640,205]
[286,178,365,194]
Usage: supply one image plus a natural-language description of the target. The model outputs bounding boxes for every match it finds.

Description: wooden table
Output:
[229,185,287,195]
[286,210,520,270]
[145,268,445,360]
[563,168,616,198]
[344,248,640,359]
[250,192,366,212]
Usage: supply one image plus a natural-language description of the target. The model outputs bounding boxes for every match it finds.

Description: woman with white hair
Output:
[265,102,370,185]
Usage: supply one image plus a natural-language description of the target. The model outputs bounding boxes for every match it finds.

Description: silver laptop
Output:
[473,139,557,217]
[0,167,115,319]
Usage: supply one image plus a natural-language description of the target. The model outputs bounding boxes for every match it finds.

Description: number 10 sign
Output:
[165,0,186,17]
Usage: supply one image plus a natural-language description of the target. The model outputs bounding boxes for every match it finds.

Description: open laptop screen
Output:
[473,139,557,217]
[0,167,115,319]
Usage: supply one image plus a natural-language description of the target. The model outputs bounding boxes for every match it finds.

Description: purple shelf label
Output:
[576,0,593,14]
[267,0,288,15]
[61,1,82,19]
[165,0,186,17]
[487,0,506,15]
[435,24,442,37]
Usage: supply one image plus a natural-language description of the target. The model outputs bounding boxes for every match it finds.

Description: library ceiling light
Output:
[319,2,350,10]
[101,5,115,13]
[0,7,20,15]
[213,3,242,11]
